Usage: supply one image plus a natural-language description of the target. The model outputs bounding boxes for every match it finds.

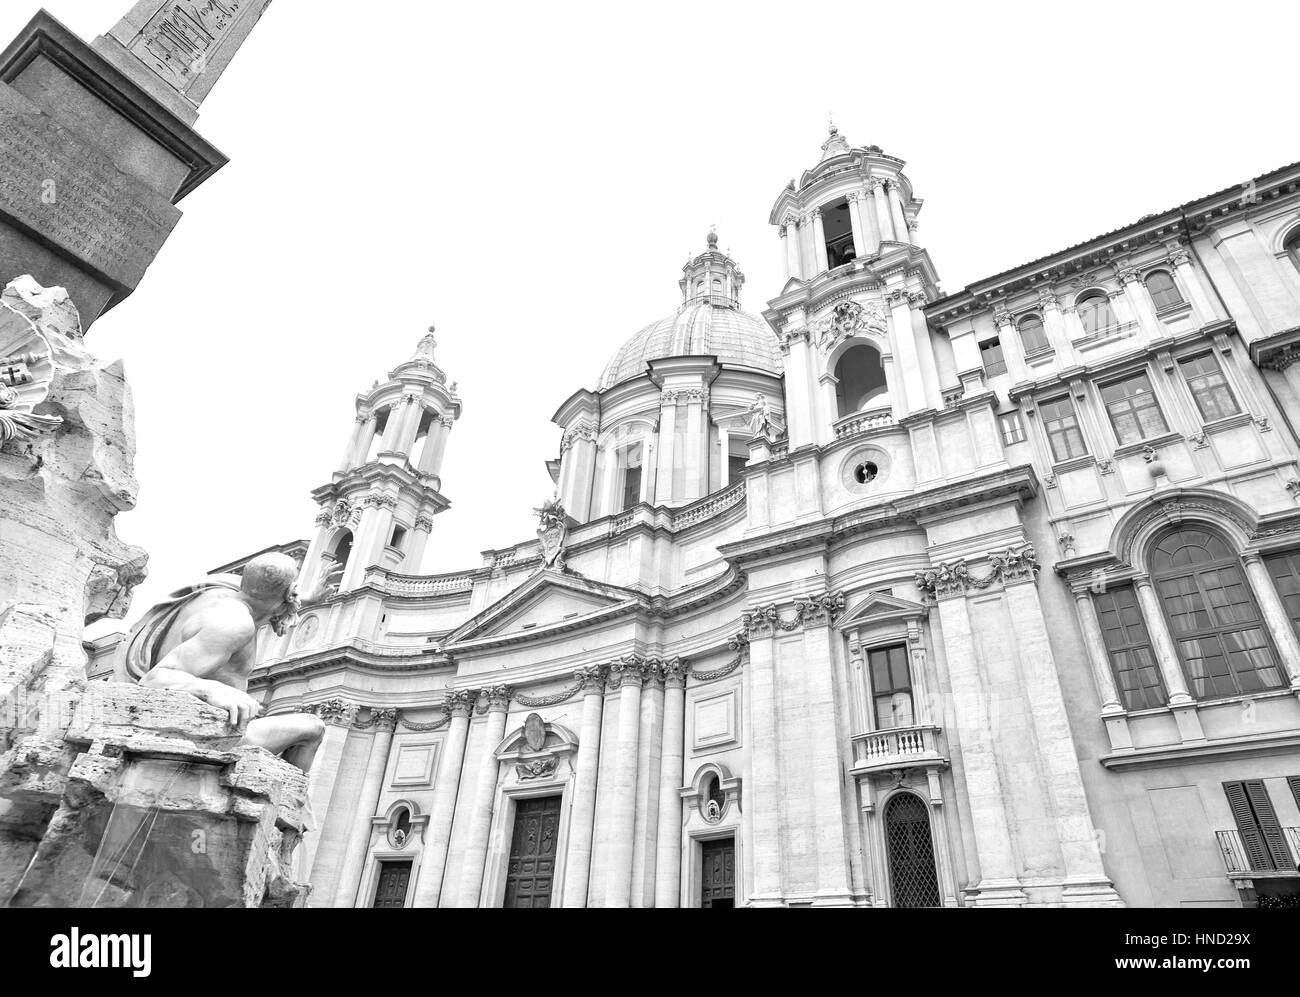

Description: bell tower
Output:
[764,126,944,449]
[299,326,462,593]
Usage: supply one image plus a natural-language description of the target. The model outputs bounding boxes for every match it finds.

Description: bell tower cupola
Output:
[679,228,745,308]
[300,324,463,593]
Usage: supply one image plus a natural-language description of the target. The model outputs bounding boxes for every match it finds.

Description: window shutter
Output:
[1224,780,1274,871]
[1290,775,1300,814]
[1244,781,1292,870]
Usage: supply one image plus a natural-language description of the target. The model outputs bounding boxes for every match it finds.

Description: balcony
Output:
[849,724,947,778]
[1215,827,1300,880]
[834,405,895,440]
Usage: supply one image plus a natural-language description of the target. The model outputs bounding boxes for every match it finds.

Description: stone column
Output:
[810,208,829,274]
[457,685,512,906]
[932,590,1025,904]
[654,659,688,907]
[411,690,475,907]
[332,708,397,906]
[630,663,665,906]
[871,178,894,242]
[654,392,678,504]
[886,180,910,245]
[559,424,598,520]
[887,289,925,415]
[747,635,783,906]
[779,224,792,282]
[994,308,1029,383]
[300,700,357,887]
[847,191,869,259]
[683,391,706,503]
[561,666,606,907]
[803,617,853,905]
[1133,576,1206,741]
[340,412,370,472]
[418,416,452,477]
[910,291,941,410]
[1241,554,1300,691]
[404,515,433,574]
[604,657,645,907]
[782,329,817,448]
[1072,590,1134,749]
[1118,267,1161,342]
[1002,579,1121,905]
[1169,245,1216,325]
[391,394,423,456]
[342,497,394,590]
[1038,289,1077,366]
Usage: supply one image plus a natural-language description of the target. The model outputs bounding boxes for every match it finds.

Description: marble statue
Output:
[112,553,341,772]
[748,393,775,440]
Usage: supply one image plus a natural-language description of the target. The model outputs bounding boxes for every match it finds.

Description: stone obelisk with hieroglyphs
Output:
[0,2,271,328]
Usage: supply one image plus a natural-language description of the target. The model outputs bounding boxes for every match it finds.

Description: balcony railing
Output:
[834,406,895,440]
[1216,827,1300,877]
[849,724,946,776]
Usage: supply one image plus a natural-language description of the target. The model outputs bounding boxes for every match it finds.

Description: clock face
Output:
[295,614,320,647]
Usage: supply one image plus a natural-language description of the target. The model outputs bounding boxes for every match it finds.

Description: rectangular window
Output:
[1093,587,1167,710]
[998,412,1026,446]
[389,525,407,549]
[1223,780,1291,872]
[868,644,914,730]
[980,337,1007,378]
[1180,353,1240,423]
[1039,395,1088,462]
[621,443,643,511]
[1100,371,1169,446]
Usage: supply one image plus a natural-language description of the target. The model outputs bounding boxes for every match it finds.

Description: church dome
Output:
[597,232,782,391]
[598,302,782,391]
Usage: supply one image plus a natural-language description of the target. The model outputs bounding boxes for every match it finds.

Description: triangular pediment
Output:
[836,591,927,632]
[442,569,646,648]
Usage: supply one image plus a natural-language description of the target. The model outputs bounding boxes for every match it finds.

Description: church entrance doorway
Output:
[700,837,735,908]
[372,860,411,908]
[503,795,561,908]
[884,793,941,907]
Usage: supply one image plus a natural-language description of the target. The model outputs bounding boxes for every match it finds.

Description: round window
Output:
[854,461,878,484]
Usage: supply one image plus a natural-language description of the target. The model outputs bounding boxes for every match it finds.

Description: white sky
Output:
[12,1,1297,635]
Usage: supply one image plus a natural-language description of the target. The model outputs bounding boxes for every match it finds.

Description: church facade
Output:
[141,130,1300,908]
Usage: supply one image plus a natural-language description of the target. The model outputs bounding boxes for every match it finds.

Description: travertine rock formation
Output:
[0,275,147,722]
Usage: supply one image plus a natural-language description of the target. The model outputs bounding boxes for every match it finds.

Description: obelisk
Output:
[0,2,273,328]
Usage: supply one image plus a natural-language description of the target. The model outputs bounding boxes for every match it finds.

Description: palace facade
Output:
[101,128,1300,908]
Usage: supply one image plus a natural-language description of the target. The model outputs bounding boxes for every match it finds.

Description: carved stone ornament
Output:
[516,757,558,781]
[331,498,352,527]
[741,591,846,638]
[523,712,546,752]
[915,544,1039,598]
[813,299,888,351]
[748,392,777,441]
[534,496,569,570]
[0,321,61,445]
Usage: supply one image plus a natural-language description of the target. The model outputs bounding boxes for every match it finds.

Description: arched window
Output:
[834,344,887,417]
[330,529,354,572]
[1017,313,1049,354]
[1076,291,1117,337]
[1151,527,1284,700]
[390,806,412,847]
[702,773,725,821]
[1287,228,1300,274]
[1144,270,1184,311]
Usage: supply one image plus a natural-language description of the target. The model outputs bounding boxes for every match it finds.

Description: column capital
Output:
[360,706,399,730]
[574,664,607,692]
[845,190,859,203]
[993,306,1015,328]
[778,224,788,238]
[444,688,478,717]
[299,697,358,727]
[482,684,513,713]
[607,656,647,689]
[1116,266,1142,285]
[1240,551,1264,567]
[809,206,823,220]
[642,660,667,689]
[907,290,929,308]
[866,176,885,192]
[413,514,434,532]
[1036,288,1060,311]
[885,287,911,307]
[314,509,333,527]
[661,657,688,688]
[1168,247,1192,268]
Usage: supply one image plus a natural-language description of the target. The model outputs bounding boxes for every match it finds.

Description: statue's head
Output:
[240,553,301,635]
